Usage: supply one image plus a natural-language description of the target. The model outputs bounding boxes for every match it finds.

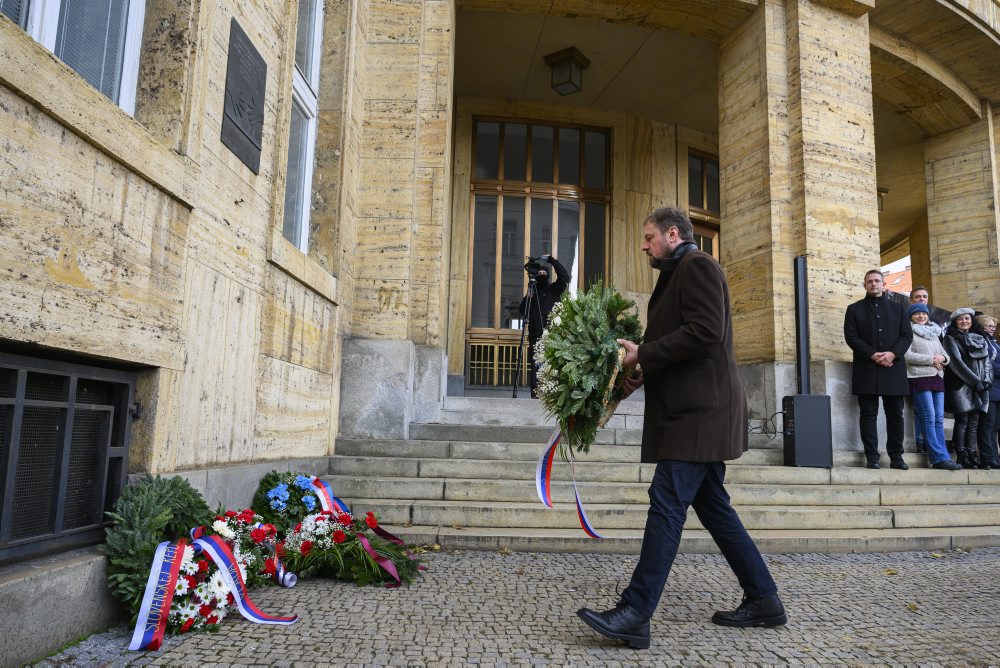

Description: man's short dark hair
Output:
[911,285,927,294]
[864,269,884,281]
[646,207,694,241]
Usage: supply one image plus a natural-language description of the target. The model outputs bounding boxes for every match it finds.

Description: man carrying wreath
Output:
[576,207,786,649]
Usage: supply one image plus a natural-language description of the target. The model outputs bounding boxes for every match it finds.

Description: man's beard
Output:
[648,256,666,270]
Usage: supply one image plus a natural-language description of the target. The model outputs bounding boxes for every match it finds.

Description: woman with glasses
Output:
[975,314,1000,469]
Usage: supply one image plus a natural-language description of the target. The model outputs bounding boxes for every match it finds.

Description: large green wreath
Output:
[535,280,642,453]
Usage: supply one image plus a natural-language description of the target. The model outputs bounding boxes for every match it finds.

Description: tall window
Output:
[688,150,721,259]
[281,0,323,252]
[469,120,609,332]
[3,0,146,114]
[466,119,609,386]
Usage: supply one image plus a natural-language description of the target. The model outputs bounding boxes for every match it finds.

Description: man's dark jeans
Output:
[621,460,777,618]
[857,394,905,462]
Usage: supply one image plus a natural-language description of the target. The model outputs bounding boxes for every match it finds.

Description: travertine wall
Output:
[0,1,343,474]
[340,0,455,346]
[925,106,1000,317]
[720,0,879,367]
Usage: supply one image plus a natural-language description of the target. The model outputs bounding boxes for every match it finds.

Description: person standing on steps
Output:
[903,303,960,470]
[844,270,913,470]
[575,207,786,651]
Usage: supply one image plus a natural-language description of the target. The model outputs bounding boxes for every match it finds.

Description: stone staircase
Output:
[328,397,1000,553]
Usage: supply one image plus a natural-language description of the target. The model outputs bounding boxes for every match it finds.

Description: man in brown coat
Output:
[577,207,785,649]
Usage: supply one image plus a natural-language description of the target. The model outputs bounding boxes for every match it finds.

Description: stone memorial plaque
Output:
[221,18,267,174]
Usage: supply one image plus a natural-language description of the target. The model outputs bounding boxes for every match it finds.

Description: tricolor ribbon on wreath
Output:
[127,529,298,652]
[535,428,603,539]
[308,474,409,587]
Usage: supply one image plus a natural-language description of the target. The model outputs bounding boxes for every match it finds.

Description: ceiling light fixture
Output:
[544,47,590,96]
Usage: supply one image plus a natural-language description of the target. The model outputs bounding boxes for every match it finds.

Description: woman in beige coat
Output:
[904,303,960,469]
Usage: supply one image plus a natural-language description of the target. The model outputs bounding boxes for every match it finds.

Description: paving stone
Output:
[35,547,1000,666]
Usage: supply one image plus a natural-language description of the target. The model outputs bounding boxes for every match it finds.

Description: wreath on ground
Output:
[103,471,423,643]
[534,280,642,454]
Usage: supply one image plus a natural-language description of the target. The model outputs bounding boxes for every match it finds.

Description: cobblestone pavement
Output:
[41,547,1000,667]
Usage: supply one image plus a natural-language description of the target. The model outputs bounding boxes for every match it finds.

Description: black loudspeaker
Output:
[782,394,833,468]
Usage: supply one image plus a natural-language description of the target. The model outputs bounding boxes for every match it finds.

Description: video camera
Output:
[523,255,550,277]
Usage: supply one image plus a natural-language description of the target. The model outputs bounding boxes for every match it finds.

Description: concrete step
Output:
[353,497,1000,532]
[328,475,897,506]
[328,454,1000,486]
[409,423,639,445]
[348,499,902,531]
[335,438,784,463]
[381,524,1000,554]
[442,395,645,416]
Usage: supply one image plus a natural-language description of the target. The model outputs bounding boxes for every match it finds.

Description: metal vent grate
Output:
[0,369,14,399]
[0,354,136,565]
[63,409,109,530]
[24,373,68,402]
[10,407,62,540]
[466,341,528,387]
[76,379,116,405]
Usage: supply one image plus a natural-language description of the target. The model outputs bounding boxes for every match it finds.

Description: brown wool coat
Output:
[636,249,749,463]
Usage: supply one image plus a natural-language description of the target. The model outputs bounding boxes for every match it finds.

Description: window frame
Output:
[21,0,146,115]
[282,0,324,253]
[687,149,721,219]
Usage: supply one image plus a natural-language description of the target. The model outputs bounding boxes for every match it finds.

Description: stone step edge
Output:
[326,476,1000,499]
[326,459,1000,484]
[385,524,1000,554]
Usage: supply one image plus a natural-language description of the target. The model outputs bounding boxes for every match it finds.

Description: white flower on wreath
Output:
[552,315,561,327]
[210,571,229,601]
[212,519,235,540]
[174,576,190,596]
[172,600,198,622]
[194,582,212,602]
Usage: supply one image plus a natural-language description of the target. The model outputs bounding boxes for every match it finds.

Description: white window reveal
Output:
[5,0,146,115]
[281,0,324,252]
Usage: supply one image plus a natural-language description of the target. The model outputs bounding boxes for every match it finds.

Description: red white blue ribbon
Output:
[309,476,350,514]
[535,430,560,508]
[128,539,188,651]
[253,522,297,587]
[191,534,298,626]
[535,428,603,538]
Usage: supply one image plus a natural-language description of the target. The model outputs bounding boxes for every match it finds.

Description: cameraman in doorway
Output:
[519,254,571,397]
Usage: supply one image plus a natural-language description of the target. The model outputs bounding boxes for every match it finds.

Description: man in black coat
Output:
[519,255,570,397]
[576,207,785,650]
[844,269,913,469]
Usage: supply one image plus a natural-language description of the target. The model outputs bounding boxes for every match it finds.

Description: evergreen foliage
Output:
[535,280,643,453]
[100,475,213,617]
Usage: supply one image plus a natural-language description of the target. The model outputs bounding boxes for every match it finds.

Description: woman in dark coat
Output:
[975,314,1000,468]
[942,307,993,468]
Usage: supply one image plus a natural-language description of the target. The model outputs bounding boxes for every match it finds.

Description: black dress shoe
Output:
[577,601,650,649]
[712,593,787,628]
[866,461,881,469]
[890,460,909,470]
[932,460,962,471]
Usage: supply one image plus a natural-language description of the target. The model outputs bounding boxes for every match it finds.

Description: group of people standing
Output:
[845,271,1000,470]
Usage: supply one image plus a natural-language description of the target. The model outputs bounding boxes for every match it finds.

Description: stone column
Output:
[337,0,454,439]
[720,0,879,448]
[924,104,1000,316]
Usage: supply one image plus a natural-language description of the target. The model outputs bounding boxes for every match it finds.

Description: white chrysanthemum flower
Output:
[174,576,190,596]
[182,559,198,576]
[212,519,235,540]
[172,600,198,621]
[194,582,212,602]
[210,571,229,600]
[180,545,195,567]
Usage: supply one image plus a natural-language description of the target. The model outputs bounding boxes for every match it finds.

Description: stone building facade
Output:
[3,0,1000,562]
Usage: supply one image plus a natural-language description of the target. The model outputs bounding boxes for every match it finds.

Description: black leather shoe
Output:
[712,594,787,628]
[865,460,880,469]
[932,460,962,471]
[890,460,909,470]
[577,601,650,649]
